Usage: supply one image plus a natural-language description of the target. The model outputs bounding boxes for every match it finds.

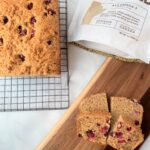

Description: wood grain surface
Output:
[37,58,150,150]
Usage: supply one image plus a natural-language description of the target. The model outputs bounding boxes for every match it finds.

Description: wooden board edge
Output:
[36,57,112,150]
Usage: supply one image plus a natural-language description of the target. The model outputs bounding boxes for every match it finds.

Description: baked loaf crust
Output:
[0,0,60,76]
[79,93,109,113]
[77,112,111,145]
[111,97,143,127]
[107,115,144,150]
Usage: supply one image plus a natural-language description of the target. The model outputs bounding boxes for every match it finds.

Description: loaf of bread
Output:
[107,115,144,150]
[79,93,109,113]
[111,97,143,127]
[77,112,111,145]
[0,0,60,76]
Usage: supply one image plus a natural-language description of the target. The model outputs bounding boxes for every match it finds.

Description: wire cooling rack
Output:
[0,0,69,112]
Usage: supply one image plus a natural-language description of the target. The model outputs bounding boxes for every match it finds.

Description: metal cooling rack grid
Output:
[0,0,69,112]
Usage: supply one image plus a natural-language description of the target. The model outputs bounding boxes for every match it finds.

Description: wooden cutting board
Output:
[37,58,150,150]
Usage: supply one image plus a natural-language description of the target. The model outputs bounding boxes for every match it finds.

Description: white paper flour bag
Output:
[68,0,150,63]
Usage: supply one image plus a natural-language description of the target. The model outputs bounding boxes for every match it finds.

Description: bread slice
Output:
[79,93,109,113]
[107,115,144,150]
[111,97,143,127]
[77,112,111,145]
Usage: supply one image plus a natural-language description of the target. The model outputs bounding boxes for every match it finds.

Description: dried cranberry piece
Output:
[128,138,131,142]
[96,123,100,126]
[118,139,126,144]
[78,134,82,137]
[18,26,27,36]
[126,127,132,131]
[31,30,35,38]
[104,126,109,131]
[48,9,56,15]
[20,29,27,36]
[44,12,48,16]
[47,40,52,45]
[27,3,33,10]
[44,0,52,5]
[117,122,122,129]
[3,16,8,24]
[115,132,123,138]
[0,38,3,46]
[135,120,139,126]
[18,54,25,62]
[18,25,22,30]
[30,16,36,24]
[54,31,58,35]
[86,130,95,139]
[100,126,109,135]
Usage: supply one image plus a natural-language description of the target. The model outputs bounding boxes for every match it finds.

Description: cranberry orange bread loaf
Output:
[107,115,144,150]
[111,97,143,127]
[79,93,109,113]
[77,112,111,145]
[0,0,60,76]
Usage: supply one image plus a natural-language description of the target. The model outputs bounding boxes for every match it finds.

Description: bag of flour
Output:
[68,0,150,63]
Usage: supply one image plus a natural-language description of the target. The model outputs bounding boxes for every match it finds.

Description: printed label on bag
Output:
[82,1,148,40]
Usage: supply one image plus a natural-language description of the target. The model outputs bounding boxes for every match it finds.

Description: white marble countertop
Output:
[0,0,149,150]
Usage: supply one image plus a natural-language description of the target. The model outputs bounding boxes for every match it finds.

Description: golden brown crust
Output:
[0,0,60,76]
